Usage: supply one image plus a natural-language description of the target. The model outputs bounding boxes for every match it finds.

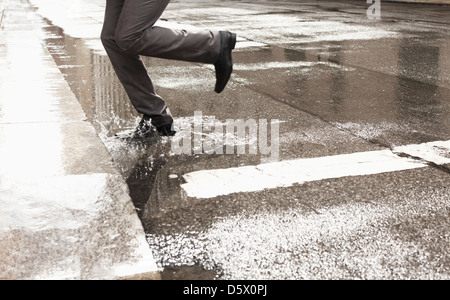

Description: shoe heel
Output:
[230,33,237,50]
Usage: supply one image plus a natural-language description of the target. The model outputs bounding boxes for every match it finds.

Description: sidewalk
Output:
[0,0,160,280]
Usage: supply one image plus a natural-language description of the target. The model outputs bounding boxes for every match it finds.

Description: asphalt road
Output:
[27,0,450,279]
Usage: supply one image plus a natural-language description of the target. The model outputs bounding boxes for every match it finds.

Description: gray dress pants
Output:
[101,0,221,125]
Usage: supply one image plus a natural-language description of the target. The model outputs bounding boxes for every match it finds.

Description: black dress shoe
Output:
[147,110,177,137]
[155,122,177,137]
[132,118,155,139]
[214,31,237,93]
[132,117,176,140]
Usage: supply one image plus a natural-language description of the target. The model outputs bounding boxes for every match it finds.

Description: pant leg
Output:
[101,0,172,123]
[114,0,221,63]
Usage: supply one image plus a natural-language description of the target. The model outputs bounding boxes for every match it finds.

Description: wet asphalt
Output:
[15,0,450,279]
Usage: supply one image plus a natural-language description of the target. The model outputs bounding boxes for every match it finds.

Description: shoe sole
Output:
[215,32,237,93]
[230,33,237,50]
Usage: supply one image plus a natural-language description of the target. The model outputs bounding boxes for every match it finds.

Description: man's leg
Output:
[114,0,234,94]
[100,0,173,126]
[114,0,221,64]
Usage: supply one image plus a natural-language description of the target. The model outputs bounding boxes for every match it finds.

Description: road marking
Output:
[393,140,450,165]
[181,140,450,199]
[233,61,355,71]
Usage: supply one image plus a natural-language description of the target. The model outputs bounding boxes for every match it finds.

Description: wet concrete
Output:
[21,0,450,279]
[0,0,159,279]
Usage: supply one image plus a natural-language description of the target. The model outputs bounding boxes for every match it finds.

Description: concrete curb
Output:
[0,0,160,280]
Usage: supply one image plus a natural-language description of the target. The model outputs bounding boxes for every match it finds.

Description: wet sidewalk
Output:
[0,0,159,279]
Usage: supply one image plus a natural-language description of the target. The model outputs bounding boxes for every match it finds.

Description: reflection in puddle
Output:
[126,158,166,219]
[39,20,144,162]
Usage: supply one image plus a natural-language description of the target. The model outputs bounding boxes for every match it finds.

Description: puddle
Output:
[33,12,222,279]
[126,158,166,218]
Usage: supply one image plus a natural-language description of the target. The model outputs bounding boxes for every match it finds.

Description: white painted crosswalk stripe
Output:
[393,140,450,165]
[181,140,450,199]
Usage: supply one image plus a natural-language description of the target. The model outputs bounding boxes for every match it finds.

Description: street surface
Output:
[14,0,450,279]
